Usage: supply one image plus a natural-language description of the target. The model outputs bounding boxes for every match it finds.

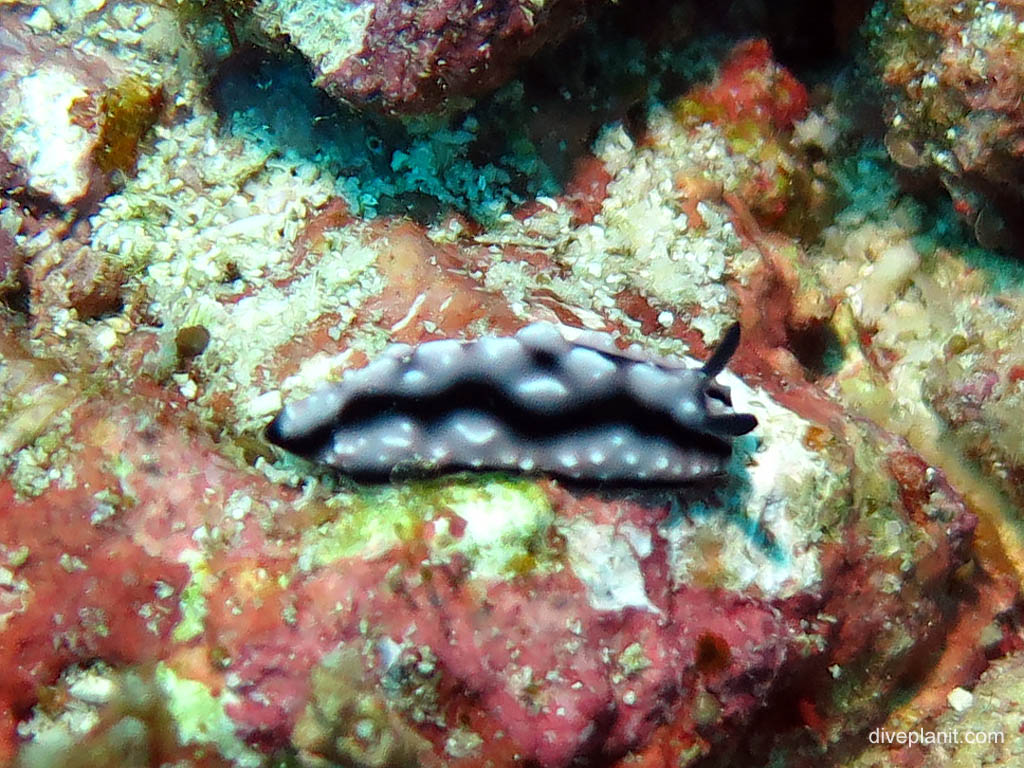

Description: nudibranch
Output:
[265,322,757,483]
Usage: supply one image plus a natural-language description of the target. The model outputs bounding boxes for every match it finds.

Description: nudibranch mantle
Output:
[265,322,757,483]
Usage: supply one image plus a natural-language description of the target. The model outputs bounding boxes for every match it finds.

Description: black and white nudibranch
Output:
[265,322,757,483]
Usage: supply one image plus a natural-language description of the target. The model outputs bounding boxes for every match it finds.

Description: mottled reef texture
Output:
[0,14,167,209]
[865,0,1024,249]
[0,276,979,768]
[253,0,592,114]
[2,0,1024,766]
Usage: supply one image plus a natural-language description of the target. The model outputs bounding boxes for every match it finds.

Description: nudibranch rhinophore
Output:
[265,322,757,483]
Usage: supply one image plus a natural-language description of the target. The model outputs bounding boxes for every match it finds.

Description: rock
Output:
[812,212,1024,569]
[0,14,163,209]
[0,148,26,194]
[28,239,129,321]
[0,328,294,764]
[0,228,21,296]
[0,16,114,207]
[848,649,1024,768]
[923,332,1024,512]
[863,0,1024,249]
[252,0,592,114]
[0,266,977,768]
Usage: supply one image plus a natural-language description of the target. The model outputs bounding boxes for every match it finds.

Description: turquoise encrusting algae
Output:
[1,0,1022,766]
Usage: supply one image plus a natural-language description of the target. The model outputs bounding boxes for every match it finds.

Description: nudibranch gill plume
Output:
[265,322,757,483]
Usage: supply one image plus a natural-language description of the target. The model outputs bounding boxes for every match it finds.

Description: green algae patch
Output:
[172,551,210,643]
[436,477,558,581]
[298,477,558,581]
[156,664,263,767]
[298,486,437,571]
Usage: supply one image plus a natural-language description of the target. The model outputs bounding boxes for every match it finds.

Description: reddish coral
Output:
[684,39,809,132]
[0,402,187,758]
[266,0,593,114]
[671,40,819,229]
[212,482,816,768]
[562,155,613,225]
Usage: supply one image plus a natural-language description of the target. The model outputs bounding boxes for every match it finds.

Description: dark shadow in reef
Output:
[694,0,876,72]
[206,0,870,227]
[832,138,1024,283]
[788,318,845,381]
[206,0,865,226]
[207,45,394,191]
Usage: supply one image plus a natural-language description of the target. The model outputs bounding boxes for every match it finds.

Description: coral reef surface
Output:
[1,0,1024,766]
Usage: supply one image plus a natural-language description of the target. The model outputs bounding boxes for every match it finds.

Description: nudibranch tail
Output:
[702,322,742,378]
[265,322,758,484]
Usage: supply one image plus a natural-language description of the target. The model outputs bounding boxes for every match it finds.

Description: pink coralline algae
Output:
[254,0,592,113]
[0,247,979,768]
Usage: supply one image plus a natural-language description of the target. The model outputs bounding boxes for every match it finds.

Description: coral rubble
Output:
[865,0,1024,249]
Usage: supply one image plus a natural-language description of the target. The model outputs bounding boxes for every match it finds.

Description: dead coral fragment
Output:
[94,76,165,177]
[16,666,181,768]
[292,646,433,768]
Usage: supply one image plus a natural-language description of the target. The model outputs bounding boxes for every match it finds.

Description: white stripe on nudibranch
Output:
[626,363,674,406]
[514,376,570,406]
[401,369,427,389]
[451,413,500,445]
[564,346,618,382]
[414,338,463,371]
[477,336,524,362]
[514,321,567,353]
[265,322,757,483]
[560,453,580,468]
